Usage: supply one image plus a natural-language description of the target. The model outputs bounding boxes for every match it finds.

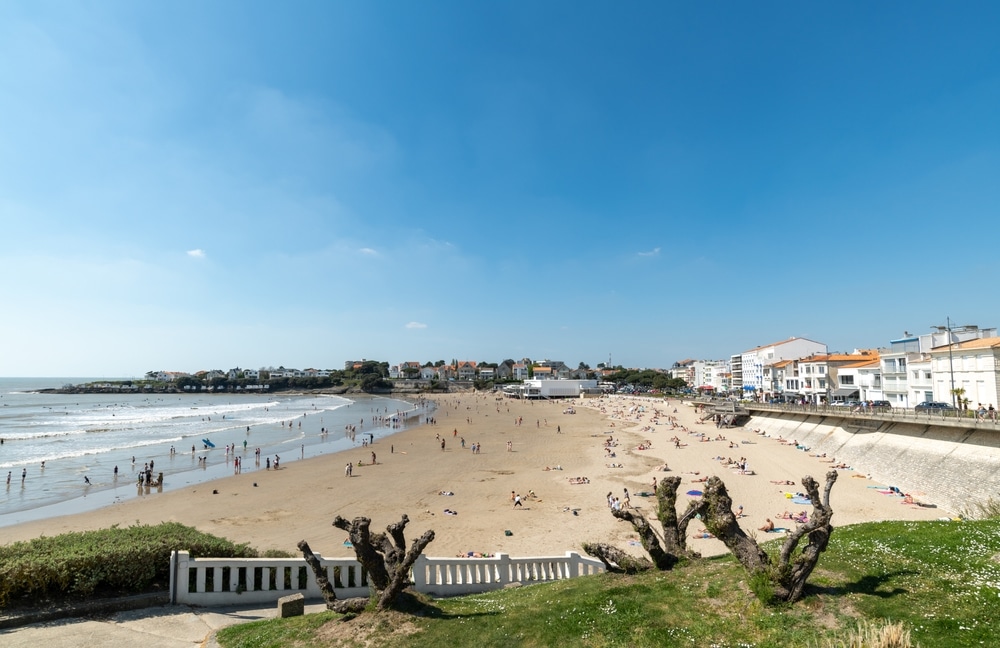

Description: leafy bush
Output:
[0,522,258,607]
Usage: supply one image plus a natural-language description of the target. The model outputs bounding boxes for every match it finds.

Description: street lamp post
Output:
[932,318,957,408]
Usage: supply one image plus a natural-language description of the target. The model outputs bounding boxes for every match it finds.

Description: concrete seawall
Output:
[745,411,1000,514]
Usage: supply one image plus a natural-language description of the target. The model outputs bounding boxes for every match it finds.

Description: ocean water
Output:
[0,377,429,528]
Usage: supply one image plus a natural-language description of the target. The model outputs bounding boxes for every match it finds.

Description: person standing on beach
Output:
[22,468,27,483]
[6,471,10,485]
[513,493,523,508]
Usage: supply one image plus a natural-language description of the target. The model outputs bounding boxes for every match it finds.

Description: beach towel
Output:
[686,490,703,496]
[791,497,811,505]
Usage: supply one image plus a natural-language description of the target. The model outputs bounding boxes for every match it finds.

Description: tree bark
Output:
[583,475,699,572]
[773,471,838,602]
[696,476,771,574]
[698,471,839,603]
[331,514,435,611]
[654,476,701,559]
[297,539,368,613]
[610,508,677,570]
[581,542,654,573]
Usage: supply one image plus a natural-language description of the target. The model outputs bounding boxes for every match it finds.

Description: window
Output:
[884,359,896,372]
[899,358,906,371]
[840,376,855,385]
[818,366,826,375]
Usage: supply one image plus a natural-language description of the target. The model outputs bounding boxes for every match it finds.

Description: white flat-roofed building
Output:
[930,336,1000,408]
[505,379,599,399]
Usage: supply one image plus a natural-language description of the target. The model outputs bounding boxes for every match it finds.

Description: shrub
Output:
[0,522,258,607]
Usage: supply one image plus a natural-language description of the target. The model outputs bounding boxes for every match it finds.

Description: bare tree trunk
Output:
[695,476,771,574]
[583,475,699,571]
[698,471,839,603]
[580,542,654,573]
[773,471,838,602]
[610,508,677,570]
[332,514,435,611]
[654,476,700,558]
[297,539,368,614]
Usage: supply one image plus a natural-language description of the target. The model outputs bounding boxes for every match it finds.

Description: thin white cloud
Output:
[637,247,661,257]
[187,249,206,258]
[405,321,427,329]
[358,247,378,256]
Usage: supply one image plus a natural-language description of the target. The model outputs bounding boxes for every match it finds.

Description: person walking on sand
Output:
[371,451,376,465]
[513,493,523,508]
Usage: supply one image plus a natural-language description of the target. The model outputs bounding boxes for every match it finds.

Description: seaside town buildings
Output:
[142,322,1000,409]
[719,325,999,409]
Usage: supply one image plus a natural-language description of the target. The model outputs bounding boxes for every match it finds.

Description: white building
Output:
[692,359,730,391]
[879,325,996,407]
[504,379,598,399]
[737,337,827,398]
[930,336,1000,408]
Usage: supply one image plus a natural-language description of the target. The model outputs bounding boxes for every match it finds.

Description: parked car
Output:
[914,402,956,412]
[870,400,891,409]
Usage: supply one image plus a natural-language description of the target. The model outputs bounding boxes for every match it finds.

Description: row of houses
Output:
[672,324,1000,409]
[145,367,337,382]
[387,359,594,382]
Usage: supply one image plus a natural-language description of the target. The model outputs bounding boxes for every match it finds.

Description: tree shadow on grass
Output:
[805,570,918,599]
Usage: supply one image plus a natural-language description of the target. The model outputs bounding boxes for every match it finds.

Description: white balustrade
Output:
[170,550,604,606]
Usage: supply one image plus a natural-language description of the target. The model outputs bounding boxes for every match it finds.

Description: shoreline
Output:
[0,393,429,529]
[1,394,949,559]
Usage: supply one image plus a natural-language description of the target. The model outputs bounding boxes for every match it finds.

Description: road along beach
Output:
[1,393,949,559]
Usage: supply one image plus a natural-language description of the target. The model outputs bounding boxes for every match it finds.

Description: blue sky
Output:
[2,2,998,377]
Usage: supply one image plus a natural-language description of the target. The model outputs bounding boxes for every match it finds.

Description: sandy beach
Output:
[1,393,948,559]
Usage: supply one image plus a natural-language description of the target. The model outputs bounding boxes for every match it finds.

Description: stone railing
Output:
[169,550,604,606]
[411,551,605,597]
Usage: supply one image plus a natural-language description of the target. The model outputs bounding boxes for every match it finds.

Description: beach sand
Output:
[1,394,948,559]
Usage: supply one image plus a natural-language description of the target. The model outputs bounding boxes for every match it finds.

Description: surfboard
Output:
[202,438,216,448]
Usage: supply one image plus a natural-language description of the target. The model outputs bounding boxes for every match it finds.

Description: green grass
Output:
[217,519,1000,647]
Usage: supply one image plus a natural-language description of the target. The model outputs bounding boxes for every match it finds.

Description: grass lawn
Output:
[217,518,1000,648]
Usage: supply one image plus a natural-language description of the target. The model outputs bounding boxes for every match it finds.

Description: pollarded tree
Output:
[689,471,838,603]
[585,471,839,604]
[582,476,701,573]
[299,514,434,613]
